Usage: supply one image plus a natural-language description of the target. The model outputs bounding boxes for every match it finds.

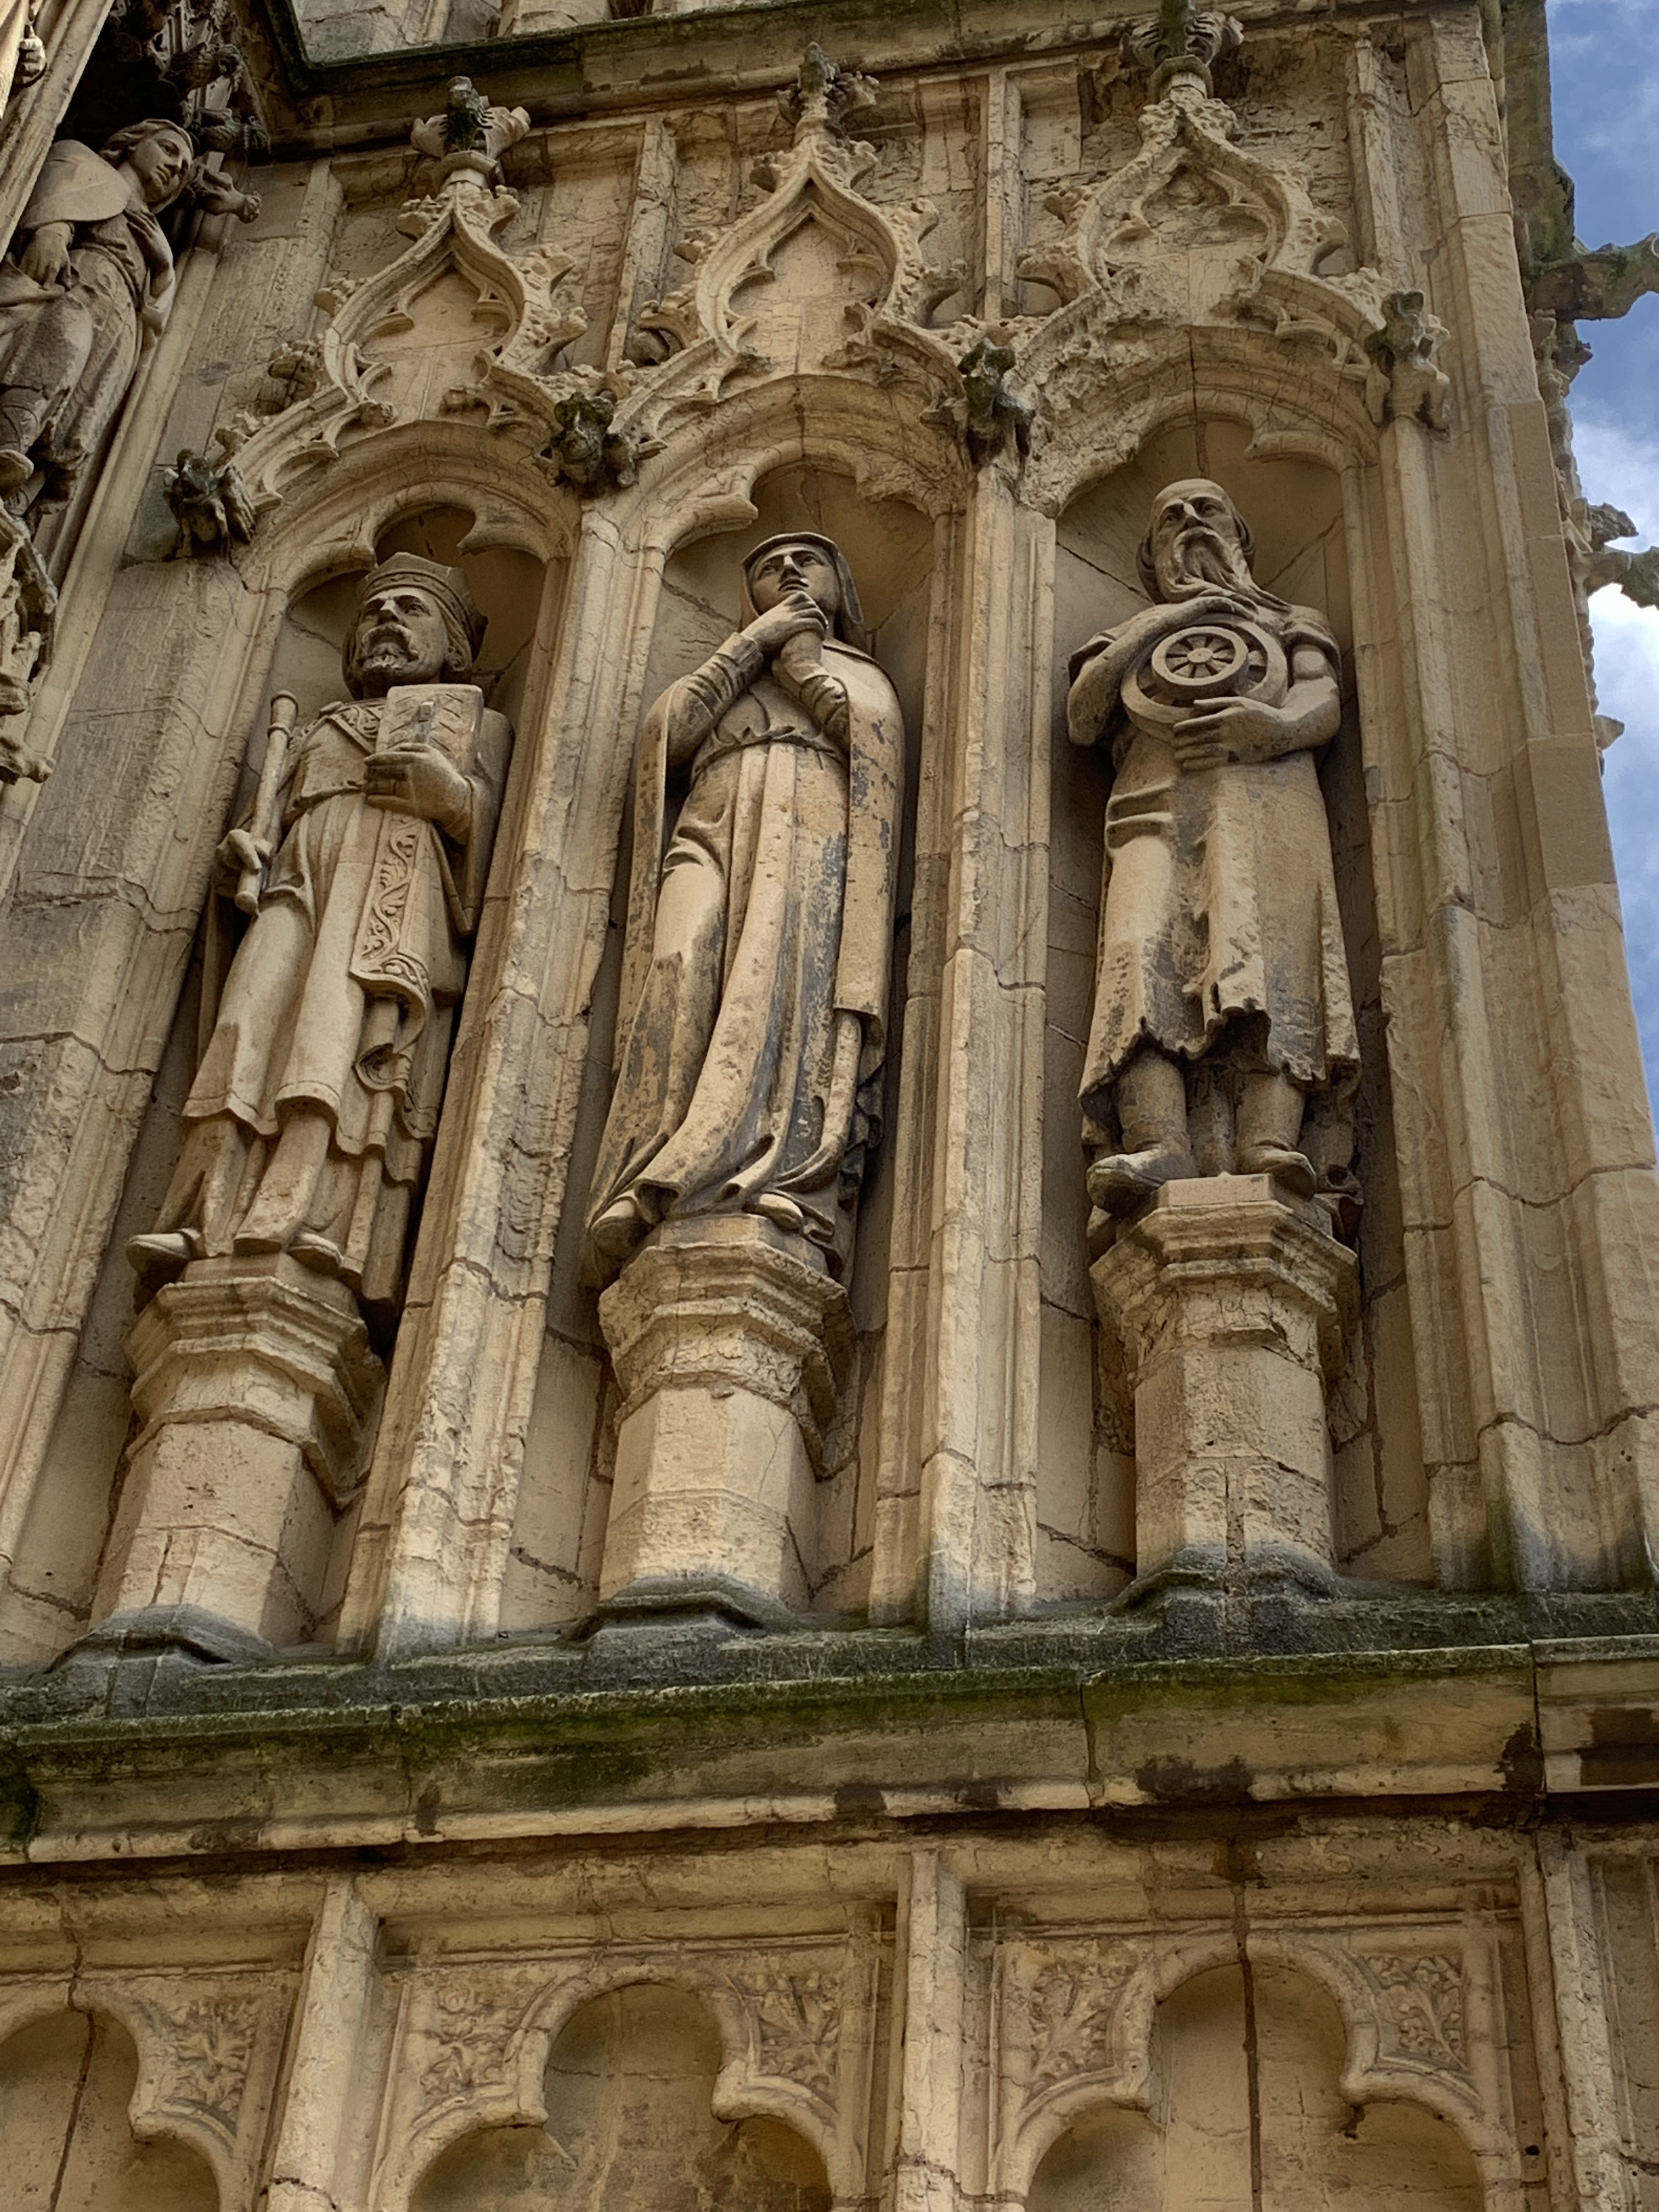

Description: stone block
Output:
[1092,1176,1356,1592]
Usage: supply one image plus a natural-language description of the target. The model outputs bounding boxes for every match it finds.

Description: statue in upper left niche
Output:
[0,119,257,518]
[128,555,513,1339]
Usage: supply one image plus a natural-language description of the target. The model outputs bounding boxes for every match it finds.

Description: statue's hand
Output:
[215,826,270,892]
[16,222,72,287]
[746,590,827,659]
[364,744,472,837]
[1172,697,1288,768]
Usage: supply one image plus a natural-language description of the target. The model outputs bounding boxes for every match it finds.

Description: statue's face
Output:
[348,583,453,696]
[1149,479,1248,596]
[123,126,195,211]
[746,540,843,626]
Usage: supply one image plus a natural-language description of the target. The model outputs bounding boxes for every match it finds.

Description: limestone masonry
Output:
[0,0,1656,2202]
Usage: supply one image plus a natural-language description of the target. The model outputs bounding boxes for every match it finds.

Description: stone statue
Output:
[585,532,904,1282]
[0,119,255,515]
[129,555,512,1336]
[1066,478,1357,1215]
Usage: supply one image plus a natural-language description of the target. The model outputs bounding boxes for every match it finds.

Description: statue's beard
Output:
[1160,527,1256,599]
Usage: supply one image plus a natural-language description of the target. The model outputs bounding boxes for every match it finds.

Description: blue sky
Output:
[1548,0,1659,1107]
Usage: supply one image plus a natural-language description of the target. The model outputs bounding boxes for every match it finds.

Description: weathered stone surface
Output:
[0,4,1648,2206]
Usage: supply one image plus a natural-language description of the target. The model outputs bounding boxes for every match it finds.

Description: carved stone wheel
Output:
[1122,614,1288,731]
[1150,623,1251,699]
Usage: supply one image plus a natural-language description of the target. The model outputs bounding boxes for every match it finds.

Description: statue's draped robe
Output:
[1069,594,1357,1135]
[0,142,175,488]
[588,629,902,1276]
[156,691,510,1316]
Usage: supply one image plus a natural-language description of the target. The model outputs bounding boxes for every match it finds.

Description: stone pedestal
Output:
[96,1256,383,1650]
[595,1217,856,1624]
[1091,1175,1356,1599]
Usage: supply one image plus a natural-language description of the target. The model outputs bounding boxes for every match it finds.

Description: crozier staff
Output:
[585,533,904,1281]
[1066,477,1357,1214]
[129,555,512,1335]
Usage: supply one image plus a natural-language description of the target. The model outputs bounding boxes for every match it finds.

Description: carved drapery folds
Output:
[0,112,259,771]
[585,531,904,1626]
[106,556,514,1651]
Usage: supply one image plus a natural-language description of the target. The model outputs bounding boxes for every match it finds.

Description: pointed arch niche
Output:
[1038,416,1428,1605]
[409,1980,831,2212]
[1027,1962,1483,2212]
[503,461,936,1633]
[0,491,554,1663]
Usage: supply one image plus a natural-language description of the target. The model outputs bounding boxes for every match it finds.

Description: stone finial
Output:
[410,76,531,187]
[1121,0,1243,100]
[778,42,878,141]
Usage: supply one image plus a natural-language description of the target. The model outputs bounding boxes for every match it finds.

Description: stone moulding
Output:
[0,1973,290,2206]
[994,1923,1515,2206]
[377,1948,857,2209]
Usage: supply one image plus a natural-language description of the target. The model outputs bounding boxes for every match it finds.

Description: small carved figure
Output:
[957,337,1030,465]
[539,388,646,494]
[129,556,512,1334]
[1067,478,1357,1215]
[161,445,255,555]
[585,533,904,1280]
[410,76,529,183]
[0,119,256,517]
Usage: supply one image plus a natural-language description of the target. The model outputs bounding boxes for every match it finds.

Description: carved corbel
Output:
[956,336,1031,464]
[161,447,256,557]
[1363,289,1452,429]
[535,380,661,494]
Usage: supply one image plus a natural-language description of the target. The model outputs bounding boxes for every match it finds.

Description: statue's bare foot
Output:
[1086,1146,1192,1214]
[1236,1143,1316,1197]
[590,1195,651,1266]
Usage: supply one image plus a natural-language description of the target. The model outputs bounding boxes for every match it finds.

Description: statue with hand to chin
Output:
[585,532,904,1284]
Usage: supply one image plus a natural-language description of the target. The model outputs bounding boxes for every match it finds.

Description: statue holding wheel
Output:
[1066,477,1358,1221]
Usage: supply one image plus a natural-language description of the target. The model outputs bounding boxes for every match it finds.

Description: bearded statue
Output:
[129,556,512,1338]
[1066,478,1358,1219]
